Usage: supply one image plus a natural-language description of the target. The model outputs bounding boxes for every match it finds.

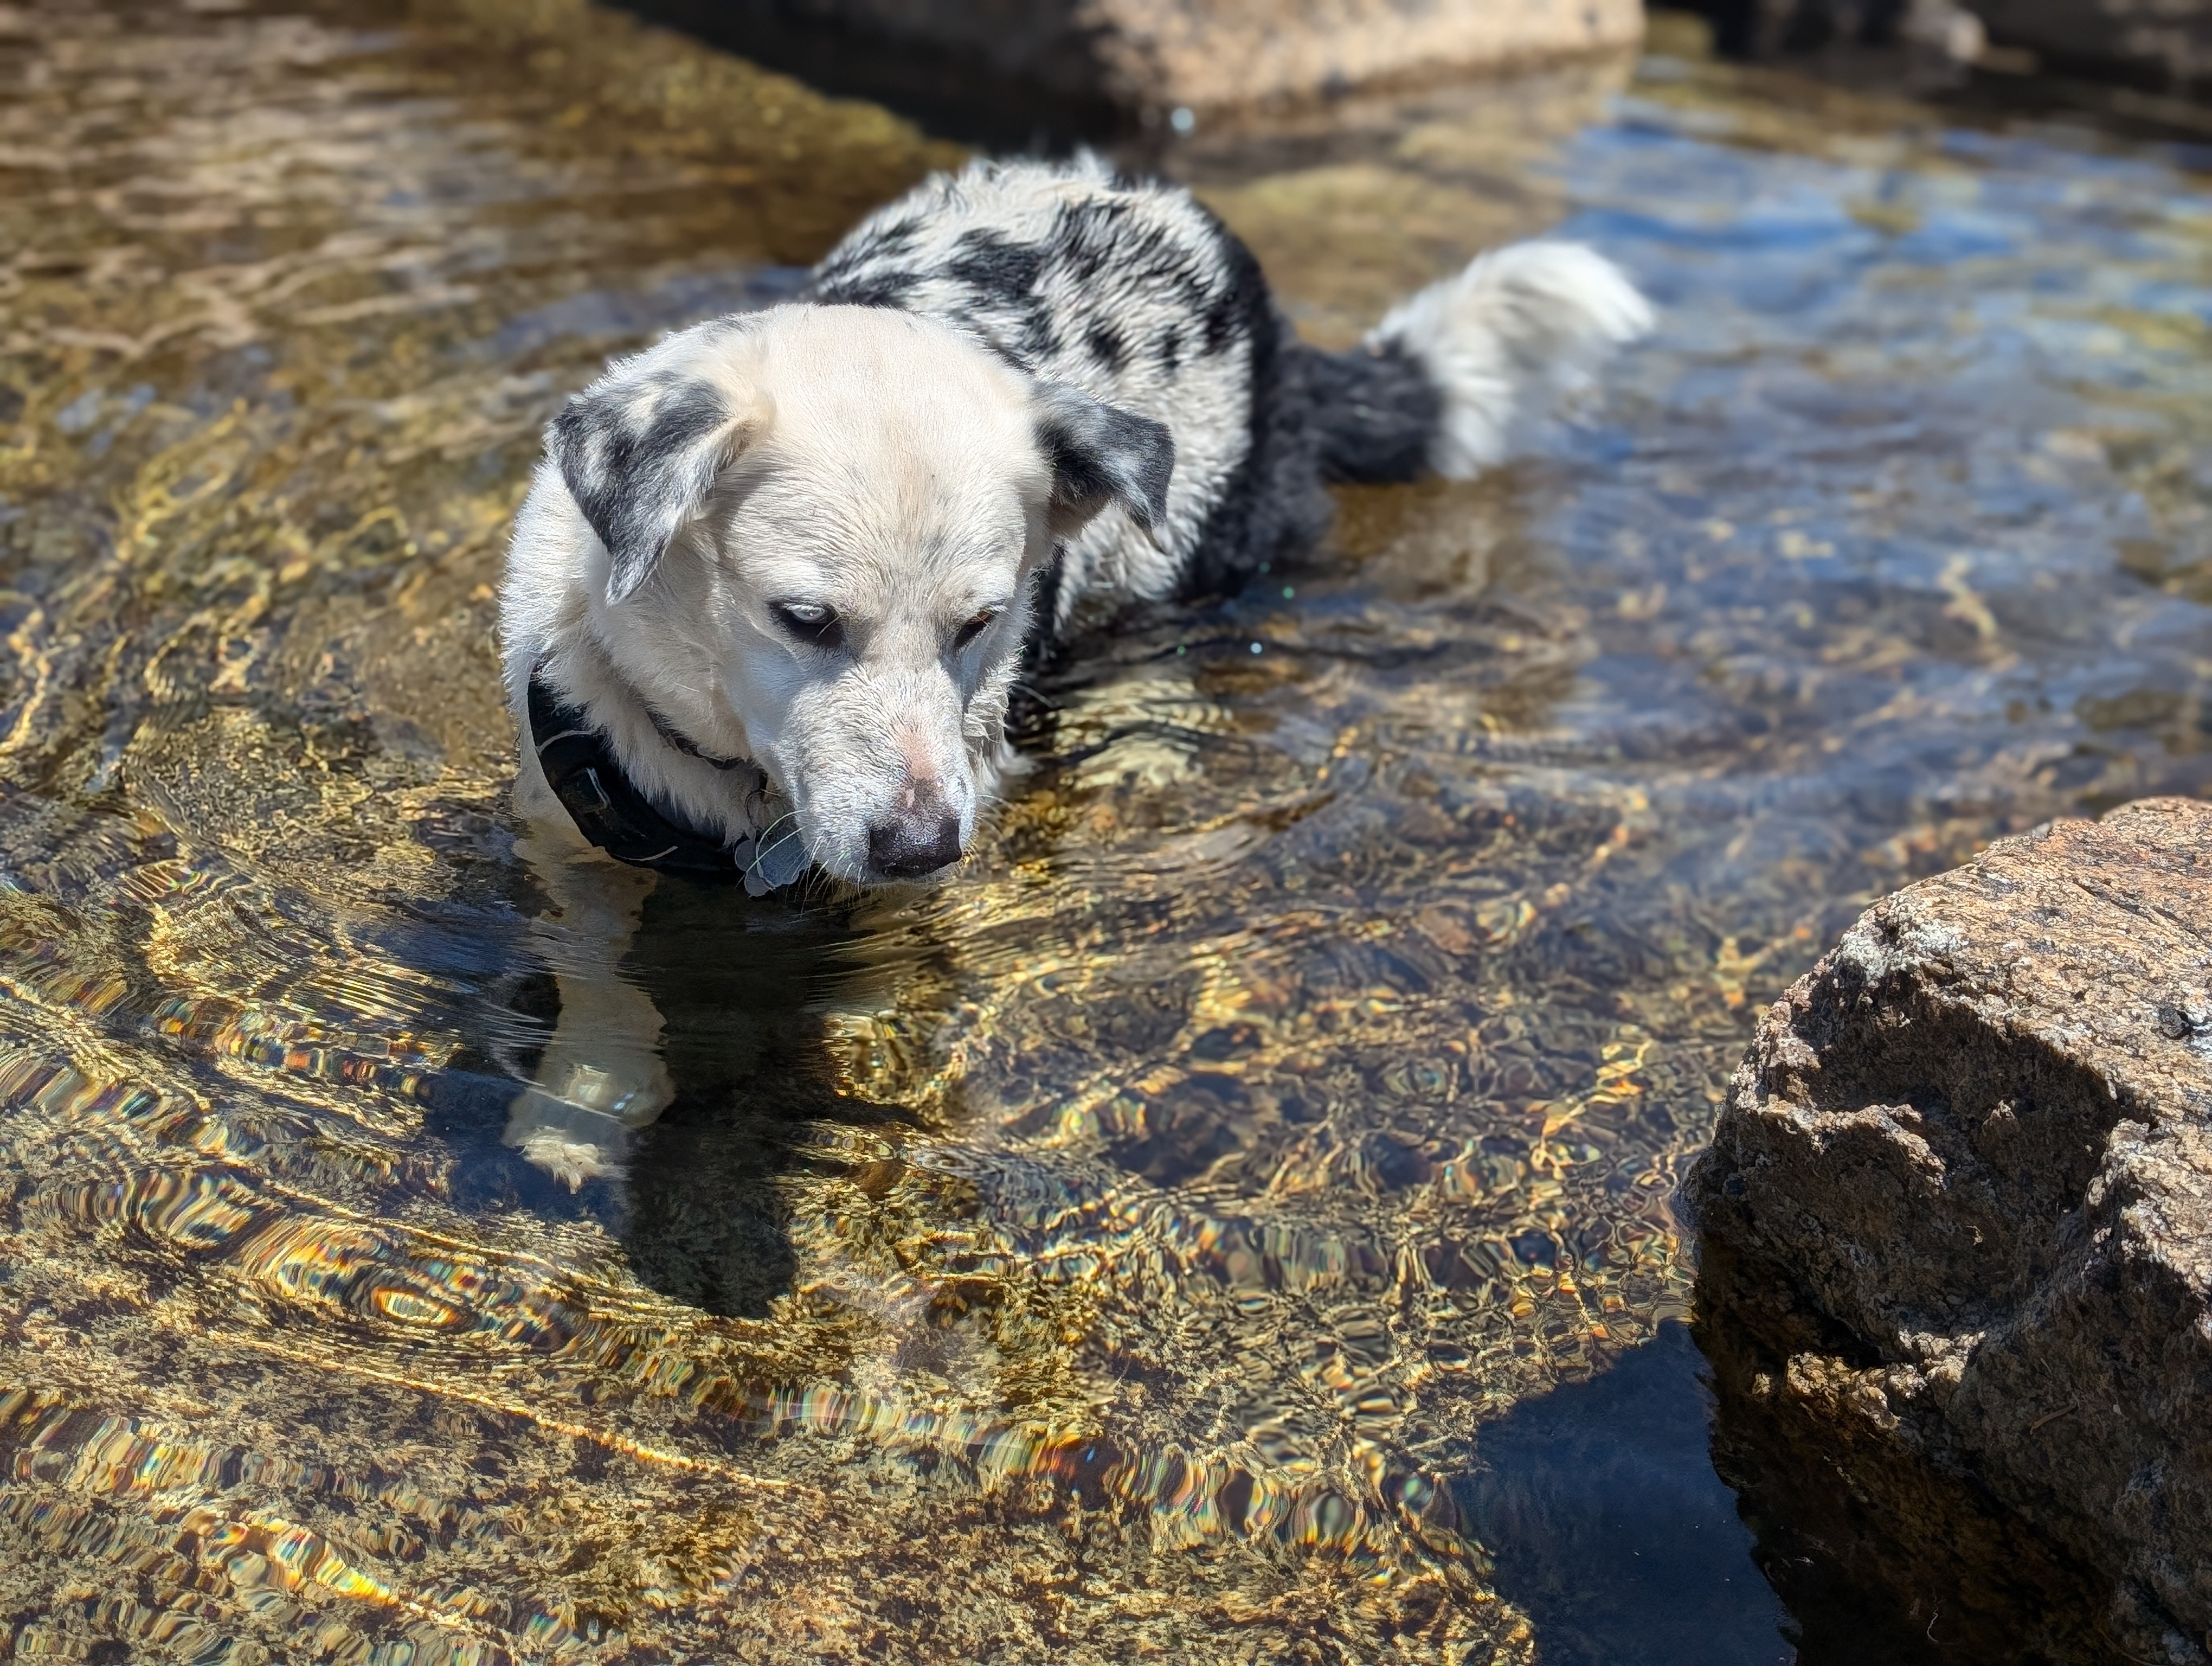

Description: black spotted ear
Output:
[1033,382,1175,540]
[548,358,768,604]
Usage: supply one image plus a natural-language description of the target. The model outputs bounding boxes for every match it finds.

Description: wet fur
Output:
[497,154,1649,1183]
[504,154,1649,878]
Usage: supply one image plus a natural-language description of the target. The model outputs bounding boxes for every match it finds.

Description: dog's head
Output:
[544,304,1172,885]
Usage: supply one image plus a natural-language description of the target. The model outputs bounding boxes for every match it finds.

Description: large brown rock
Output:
[1685,797,2212,1662]
[667,0,1646,113]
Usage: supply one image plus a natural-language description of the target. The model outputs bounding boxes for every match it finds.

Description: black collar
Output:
[525,663,803,891]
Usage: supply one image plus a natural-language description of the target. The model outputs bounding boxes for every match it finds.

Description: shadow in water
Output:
[1692,1253,2123,1666]
[1453,1322,1793,1666]
[620,879,915,1318]
[435,879,914,1319]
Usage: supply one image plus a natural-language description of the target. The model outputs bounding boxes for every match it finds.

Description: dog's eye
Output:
[952,608,1000,651]
[773,601,843,649]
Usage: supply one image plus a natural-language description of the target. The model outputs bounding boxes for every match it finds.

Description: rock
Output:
[1965,0,2212,89]
[1684,797,2212,1662]
[632,0,1645,119]
[1671,0,2212,91]
[1674,0,1982,62]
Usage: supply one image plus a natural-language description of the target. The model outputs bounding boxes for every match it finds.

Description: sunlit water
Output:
[1,3,2207,1662]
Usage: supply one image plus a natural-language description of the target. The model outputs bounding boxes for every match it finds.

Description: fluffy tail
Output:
[1314,242,1652,483]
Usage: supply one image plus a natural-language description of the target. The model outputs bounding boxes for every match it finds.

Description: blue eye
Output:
[774,602,843,648]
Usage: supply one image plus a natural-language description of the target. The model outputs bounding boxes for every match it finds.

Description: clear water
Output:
[0,3,2207,1661]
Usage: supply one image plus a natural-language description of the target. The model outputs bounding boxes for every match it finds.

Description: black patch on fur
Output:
[1036,382,1174,532]
[811,216,927,307]
[1054,196,1135,283]
[929,229,1061,360]
[1157,328,1181,375]
[857,214,923,258]
[946,229,1046,301]
[1010,546,1069,739]
[1086,323,1126,372]
[1295,340,1444,484]
[815,268,919,310]
[947,312,1029,371]
[1025,547,1066,663]
[1176,217,1332,599]
[549,374,736,603]
[1200,275,1247,356]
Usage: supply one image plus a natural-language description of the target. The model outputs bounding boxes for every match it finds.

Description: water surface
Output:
[1,4,2207,1662]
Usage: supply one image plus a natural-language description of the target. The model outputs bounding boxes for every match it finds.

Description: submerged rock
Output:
[1686,797,2212,1662]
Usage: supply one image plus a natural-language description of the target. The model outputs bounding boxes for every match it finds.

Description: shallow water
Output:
[1,4,2208,1662]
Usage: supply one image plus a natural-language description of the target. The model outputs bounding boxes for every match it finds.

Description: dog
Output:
[497,152,1650,1185]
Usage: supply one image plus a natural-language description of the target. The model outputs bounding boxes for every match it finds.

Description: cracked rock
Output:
[1686,797,2212,1663]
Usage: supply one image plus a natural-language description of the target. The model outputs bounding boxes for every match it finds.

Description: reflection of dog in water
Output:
[498,153,1649,1186]
[479,880,912,1317]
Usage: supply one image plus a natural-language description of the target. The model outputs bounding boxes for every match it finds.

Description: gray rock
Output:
[1685,797,2212,1663]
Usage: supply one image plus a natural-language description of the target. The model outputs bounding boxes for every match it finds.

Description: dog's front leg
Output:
[506,829,674,1190]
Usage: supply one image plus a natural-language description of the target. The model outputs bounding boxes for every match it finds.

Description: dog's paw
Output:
[514,1117,624,1191]
[504,1055,670,1191]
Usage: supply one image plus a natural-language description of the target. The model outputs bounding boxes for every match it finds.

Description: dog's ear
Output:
[548,361,769,604]
[1033,382,1175,540]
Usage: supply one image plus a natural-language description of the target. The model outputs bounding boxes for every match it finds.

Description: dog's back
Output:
[809,153,1651,631]
[812,154,1289,626]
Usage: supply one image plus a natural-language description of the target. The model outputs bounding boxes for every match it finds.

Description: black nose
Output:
[867,812,963,880]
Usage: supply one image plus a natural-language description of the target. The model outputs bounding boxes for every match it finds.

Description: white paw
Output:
[516,1122,623,1191]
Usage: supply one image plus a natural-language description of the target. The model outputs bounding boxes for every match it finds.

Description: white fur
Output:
[504,174,1654,892]
[501,305,1054,885]
[1369,242,1654,478]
